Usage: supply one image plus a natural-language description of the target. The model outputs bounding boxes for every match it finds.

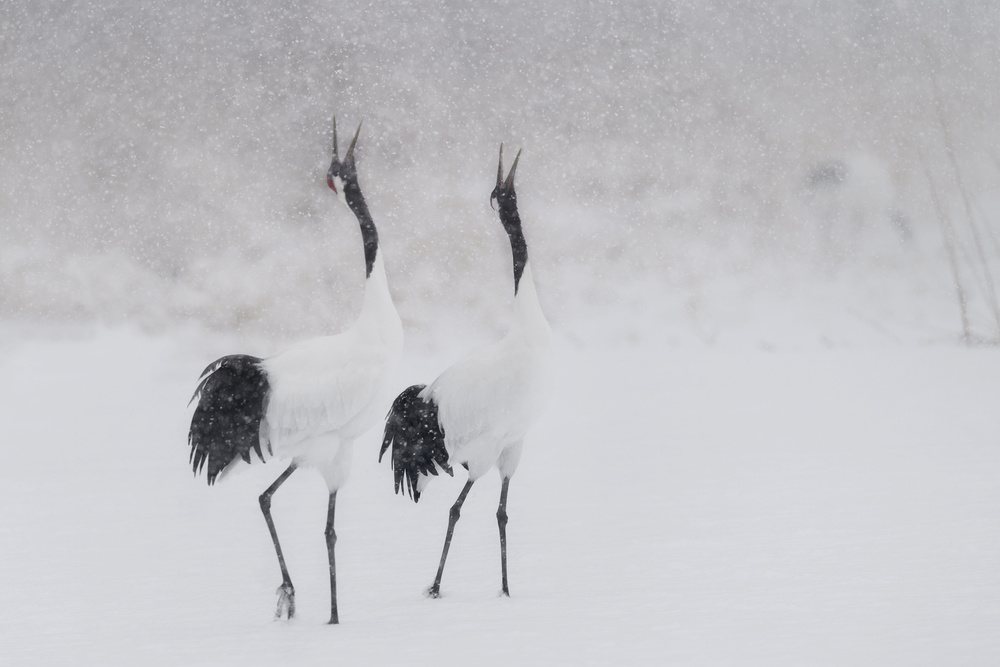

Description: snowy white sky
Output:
[1,3,999,663]
[2,0,1000,346]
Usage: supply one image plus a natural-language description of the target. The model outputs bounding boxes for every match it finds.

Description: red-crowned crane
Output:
[380,146,552,598]
[187,119,403,624]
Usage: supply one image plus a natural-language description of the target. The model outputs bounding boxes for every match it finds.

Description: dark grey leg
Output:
[426,479,475,598]
[325,491,339,625]
[497,476,511,596]
[259,463,298,619]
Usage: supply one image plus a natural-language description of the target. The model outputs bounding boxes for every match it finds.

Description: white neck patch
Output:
[333,175,347,206]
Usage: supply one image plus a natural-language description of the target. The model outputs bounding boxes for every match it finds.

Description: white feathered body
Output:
[223,253,402,489]
[422,263,552,484]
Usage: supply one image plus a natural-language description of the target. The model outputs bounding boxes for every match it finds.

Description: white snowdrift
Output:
[0,327,996,665]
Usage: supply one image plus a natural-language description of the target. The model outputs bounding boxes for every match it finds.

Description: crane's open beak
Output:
[332,116,340,161]
[491,144,521,209]
[496,144,505,192]
[505,148,521,188]
[327,118,362,192]
[327,116,340,191]
[345,120,361,163]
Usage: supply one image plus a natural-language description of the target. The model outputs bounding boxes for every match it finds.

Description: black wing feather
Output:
[188,354,270,485]
[380,384,452,502]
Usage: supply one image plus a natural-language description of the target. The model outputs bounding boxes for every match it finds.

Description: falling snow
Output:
[1,1,1000,664]
[2,1,1000,344]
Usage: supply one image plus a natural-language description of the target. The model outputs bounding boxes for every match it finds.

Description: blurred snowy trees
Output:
[1,1,999,344]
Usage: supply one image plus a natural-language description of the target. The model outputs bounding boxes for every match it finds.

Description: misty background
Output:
[3,0,1000,348]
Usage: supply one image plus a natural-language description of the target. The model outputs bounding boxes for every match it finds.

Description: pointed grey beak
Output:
[496,144,504,189]
[504,148,522,188]
[332,116,339,161]
[345,120,362,162]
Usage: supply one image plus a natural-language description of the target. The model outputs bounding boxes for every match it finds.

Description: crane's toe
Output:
[424,585,442,599]
[274,582,296,620]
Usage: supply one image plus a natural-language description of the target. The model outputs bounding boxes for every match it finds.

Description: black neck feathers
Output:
[497,196,527,294]
[506,224,528,294]
[344,181,378,278]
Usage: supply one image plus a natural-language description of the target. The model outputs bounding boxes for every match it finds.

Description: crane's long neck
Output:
[498,201,528,295]
[498,199,550,345]
[358,252,401,341]
[343,181,401,344]
[344,180,378,278]
[512,261,550,345]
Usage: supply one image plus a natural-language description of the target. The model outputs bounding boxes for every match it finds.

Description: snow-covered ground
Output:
[3,3,1000,662]
[1,325,997,665]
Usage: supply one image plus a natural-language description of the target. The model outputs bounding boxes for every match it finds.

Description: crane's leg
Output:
[497,476,511,596]
[426,479,475,598]
[259,463,298,619]
[325,491,339,625]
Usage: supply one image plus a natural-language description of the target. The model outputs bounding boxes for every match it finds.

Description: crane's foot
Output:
[424,584,442,599]
[498,589,510,598]
[274,582,296,620]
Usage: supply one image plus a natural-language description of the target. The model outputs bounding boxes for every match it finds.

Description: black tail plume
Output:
[188,354,270,485]
[380,385,452,502]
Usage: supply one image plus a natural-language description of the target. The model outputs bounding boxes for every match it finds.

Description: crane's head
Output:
[327,117,362,203]
[490,144,520,212]
[490,144,528,292]
[490,144,521,216]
